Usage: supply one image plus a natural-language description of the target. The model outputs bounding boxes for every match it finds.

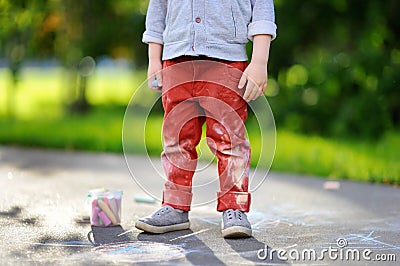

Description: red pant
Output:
[161,56,251,212]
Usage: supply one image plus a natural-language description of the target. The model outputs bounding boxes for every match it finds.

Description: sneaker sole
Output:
[135,221,190,234]
[222,226,252,238]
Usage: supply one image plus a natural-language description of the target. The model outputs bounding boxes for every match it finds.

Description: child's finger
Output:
[251,83,264,101]
[243,82,254,101]
[238,73,247,89]
[261,82,267,94]
[249,86,260,101]
[252,83,264,99]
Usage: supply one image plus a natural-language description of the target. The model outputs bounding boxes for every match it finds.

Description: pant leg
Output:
[161,60,205,211]
[206,113,251,213]
[195,60,251,212]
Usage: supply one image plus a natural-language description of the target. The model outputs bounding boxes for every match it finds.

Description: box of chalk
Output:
[87,188,123,227]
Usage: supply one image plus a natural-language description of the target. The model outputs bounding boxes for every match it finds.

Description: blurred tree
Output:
[53,0,112,112]
[110,0,148,67]
[268,0,400,138]
[45,0,147,112]
[0,0,47,117]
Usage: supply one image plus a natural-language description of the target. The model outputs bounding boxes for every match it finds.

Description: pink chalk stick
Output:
[91,206,101,226]
[103,197,116,217]
[102,197,109,206]
[92,199,98,209]
[98,211,112,226]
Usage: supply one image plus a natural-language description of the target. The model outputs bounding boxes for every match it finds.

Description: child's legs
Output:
[161,60,205,211]
[195,61,251,212]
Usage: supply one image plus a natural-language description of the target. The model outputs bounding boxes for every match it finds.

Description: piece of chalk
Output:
[98,211,112,226]
[108,198,120,223]
[152,79,159,88]
[92,199,98,209]
[103,197,117,221]
[103,197,110,209]
[98,200,118,225]
[134,195,156,204]
[91,207,101,226]
[323,181,341,190]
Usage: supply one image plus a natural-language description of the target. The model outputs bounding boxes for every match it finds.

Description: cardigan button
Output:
[195,17,201,23]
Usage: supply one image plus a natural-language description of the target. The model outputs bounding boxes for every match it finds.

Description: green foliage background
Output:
[267,0,400,138]
[2,0,398,137]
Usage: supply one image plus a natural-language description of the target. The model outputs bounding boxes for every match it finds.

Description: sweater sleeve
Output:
[142,0,168,44]
[248,0,277,41]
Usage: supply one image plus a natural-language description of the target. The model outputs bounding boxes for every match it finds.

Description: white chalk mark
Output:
[323,231,400,251]
[261,219,294,228]
[94,242,185,262]
[252,219,266,228]
[347,231,400,250]
[169,228,210,242]
[117,230,132,237]
[281,244,298,249]
[117,228,141,237]
[31,241,92,247]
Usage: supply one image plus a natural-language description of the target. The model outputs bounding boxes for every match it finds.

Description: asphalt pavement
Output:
[0,147,399,265]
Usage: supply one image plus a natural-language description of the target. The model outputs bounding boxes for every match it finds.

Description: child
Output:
[135,0,277,238]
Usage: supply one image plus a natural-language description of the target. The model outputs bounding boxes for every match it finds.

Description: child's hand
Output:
[148,59,163,91]
[147,43,164,91]
[239,34,271,102]
[238,62,267,102]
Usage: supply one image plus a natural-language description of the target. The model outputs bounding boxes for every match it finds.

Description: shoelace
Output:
[226,209,234,220]
[226,209,244,221]
[236,210,243,220]
[156,206,171,216]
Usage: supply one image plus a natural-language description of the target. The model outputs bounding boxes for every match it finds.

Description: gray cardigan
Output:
[143,0,277,61]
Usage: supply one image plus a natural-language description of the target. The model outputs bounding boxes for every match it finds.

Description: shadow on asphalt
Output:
[0,205,39,225]
[225,237,287,264]
[89,225,134,245]
[33,233,89,254]
[138,230,226,266]
[0,206,22,217]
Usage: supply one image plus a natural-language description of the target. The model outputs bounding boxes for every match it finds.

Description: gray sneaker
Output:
[221,209,252,238]
[135,205,190,234]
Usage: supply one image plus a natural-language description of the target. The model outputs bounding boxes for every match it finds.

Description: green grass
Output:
[0,67,399,185]
[272,131,400,184]
[0,106,125,152]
